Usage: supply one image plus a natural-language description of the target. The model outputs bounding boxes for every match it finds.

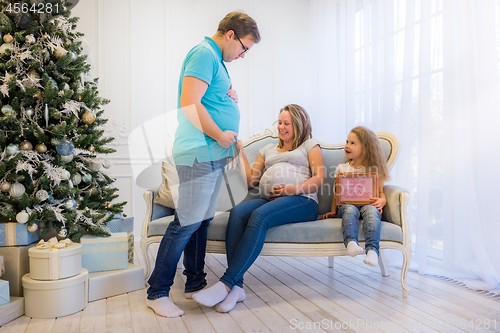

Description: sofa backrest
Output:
[215,123,400,215]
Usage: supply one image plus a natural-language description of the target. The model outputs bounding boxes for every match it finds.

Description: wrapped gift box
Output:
[80,232,128,273]
[29,243,82,281]
[88,264,144,302]
[0,279,9,306]
[102,215,135,264]
[0,297,24,326]
[102,215,134,233]
[0,223,39,247]
[0,244,33,296]
[22,268,88,319]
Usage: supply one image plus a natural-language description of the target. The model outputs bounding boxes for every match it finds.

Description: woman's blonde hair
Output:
[277,104,312,151]
[349,126,390,181]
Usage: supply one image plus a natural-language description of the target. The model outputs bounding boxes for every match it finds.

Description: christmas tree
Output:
[0,0,126,241]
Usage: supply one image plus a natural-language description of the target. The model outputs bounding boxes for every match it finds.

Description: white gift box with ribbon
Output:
[28,238,82,281]
[22,268,88,319]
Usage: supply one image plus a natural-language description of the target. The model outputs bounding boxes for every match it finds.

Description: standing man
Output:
[146,11,260,318]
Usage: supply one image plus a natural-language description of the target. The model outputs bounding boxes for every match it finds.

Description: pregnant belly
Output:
[258,164,307,200]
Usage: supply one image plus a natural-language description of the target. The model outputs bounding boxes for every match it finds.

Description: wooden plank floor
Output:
[1,243,499,333]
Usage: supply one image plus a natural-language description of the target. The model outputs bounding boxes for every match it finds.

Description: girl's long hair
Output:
[350,126,390,181]
[277,104,312,151]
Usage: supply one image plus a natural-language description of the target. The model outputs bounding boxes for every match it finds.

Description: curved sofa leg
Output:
[378,250,390,277]
[401,249,411,298]
[142,241,153,282]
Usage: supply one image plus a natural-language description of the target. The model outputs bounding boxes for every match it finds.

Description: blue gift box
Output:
[81,232,128,273]
[0,223,39,247]
[0,279,9,306]
[102,214,134,233]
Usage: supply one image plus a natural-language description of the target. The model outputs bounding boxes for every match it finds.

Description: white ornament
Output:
[61,154,73,163]
[59,170,71,180]
[89,161,101,171]
[0,42,13,55]
[16,211,29,224]
[71,173,82,185]
[36,190,49,201]
[9,182,25,198]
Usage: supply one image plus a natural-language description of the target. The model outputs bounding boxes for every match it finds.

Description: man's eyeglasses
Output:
[232,30,248,55]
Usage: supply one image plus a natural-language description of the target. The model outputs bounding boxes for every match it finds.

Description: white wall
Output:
[72,0,313,239]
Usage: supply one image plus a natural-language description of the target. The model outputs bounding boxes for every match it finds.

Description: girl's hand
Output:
[370,197,385,213]
[320,211,336,220]
[268,185,295,200]
[227,84,238,103]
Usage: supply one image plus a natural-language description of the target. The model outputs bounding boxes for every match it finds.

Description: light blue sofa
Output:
[141,124,412,297]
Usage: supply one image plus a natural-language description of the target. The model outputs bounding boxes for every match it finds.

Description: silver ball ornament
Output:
[6,144,19,156]
[57,228,68,239]
[26,34,36,44]
[27,223,38,232]
[64,198,77,211]
[36,190,49,201]
[16,211,29,223]
[25,107,34,117]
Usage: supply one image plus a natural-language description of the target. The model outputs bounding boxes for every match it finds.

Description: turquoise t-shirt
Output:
[173,37,240,166]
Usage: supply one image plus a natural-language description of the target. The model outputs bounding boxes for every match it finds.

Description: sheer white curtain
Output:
[310,0,500,290]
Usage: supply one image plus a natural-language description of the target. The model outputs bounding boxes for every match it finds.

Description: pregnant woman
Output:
[192,104,325,312]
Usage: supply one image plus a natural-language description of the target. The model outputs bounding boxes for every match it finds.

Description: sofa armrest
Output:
[382,185,409,227]
[141,188,175,241]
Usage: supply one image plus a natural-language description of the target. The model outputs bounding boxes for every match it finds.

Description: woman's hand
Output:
[268,185,296,200]
[227,84,238,103]
[320,211,336,220]
[235,139,244,151]
[370,197,385,213]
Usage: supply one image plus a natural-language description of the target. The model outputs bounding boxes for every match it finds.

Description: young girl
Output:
[321,126,389,267]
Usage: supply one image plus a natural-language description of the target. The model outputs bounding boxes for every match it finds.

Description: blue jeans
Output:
[147,158,226,299]
[337,204,381,255]
[220,195,318,289]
